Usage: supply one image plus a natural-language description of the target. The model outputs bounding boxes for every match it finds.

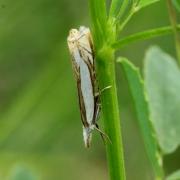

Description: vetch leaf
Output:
[172,0,180,12]
[144,46,180,154]
[166,169,180,180]
[112,25,178,49]
[137,0,160,9]
[118,58,163,178]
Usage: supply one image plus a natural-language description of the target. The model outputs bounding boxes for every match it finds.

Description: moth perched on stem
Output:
[67,26,108,148]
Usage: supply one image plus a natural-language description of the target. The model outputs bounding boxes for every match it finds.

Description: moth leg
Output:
[95,85,112,97]
[94,102,101,121]
[95,124,112,144]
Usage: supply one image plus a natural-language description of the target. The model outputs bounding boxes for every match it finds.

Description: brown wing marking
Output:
[76,67,89,128]
[93,92,101,124]
[78,43,94,66]
[88,32,95,60]
[68,49,80,80]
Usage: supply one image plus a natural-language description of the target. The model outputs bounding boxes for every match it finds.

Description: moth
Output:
[67,26,107,148]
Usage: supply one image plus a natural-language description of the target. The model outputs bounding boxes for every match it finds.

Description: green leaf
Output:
[144,46,180,154]
[137,0,160,9]
[117,58,163,178]
[112,25,179,49]
[166,169,180,180]
[172,0,180,12]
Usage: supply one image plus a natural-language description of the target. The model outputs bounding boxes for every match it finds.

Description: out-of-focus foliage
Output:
[8,165,37,180]
[0,0,108,179]
[166,169,180,180]
[144,46,180,154]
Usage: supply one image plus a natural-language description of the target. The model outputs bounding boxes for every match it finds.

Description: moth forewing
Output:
[67,26,100,148]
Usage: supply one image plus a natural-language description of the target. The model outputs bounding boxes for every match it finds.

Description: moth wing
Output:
[79,55,95,125]
[67,26,97,128]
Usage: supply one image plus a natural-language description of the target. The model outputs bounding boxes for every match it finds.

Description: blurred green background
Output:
[0,0,179,179]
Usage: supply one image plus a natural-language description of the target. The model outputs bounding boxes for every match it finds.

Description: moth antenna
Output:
[95,124,112,144]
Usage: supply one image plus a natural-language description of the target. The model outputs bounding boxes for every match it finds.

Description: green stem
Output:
[112,25,180,49]
[109,0,120,17]
[118,11,134,32]
[118,6,136,33]
[167,0,180,64]
[116,0,130,20]
[96,46,126,180]
[109,0,129,18]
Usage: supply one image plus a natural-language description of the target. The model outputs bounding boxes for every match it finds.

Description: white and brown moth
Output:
[67,26,106,148]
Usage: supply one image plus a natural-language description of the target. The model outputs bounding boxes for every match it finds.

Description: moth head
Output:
[83,126,93,148]
[68,29,79,41]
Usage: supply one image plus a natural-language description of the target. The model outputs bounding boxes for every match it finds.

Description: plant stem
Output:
[89,0,126,179]
[112,25,180,49]
[116,0,130,20]
[109,0,129,18]
[96,46,126,180]
[118,4,137,33]
[167,0,180,63]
